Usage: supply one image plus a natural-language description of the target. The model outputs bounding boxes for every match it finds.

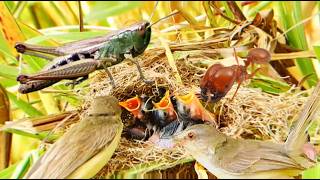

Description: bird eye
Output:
[187,132,195,139]
[210,94,215,101]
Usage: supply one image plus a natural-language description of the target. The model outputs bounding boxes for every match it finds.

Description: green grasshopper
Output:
[16,11,179,94]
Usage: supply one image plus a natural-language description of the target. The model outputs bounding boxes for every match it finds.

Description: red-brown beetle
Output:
[200,48,271,103]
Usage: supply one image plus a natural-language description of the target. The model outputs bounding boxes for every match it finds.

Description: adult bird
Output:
[24,96,123,179]
[173,82,320,179]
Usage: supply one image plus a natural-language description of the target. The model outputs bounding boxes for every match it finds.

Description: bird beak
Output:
[119,96,143,119]
[176,91,195,105]
[176,91,216,123]
[153,90,176,119]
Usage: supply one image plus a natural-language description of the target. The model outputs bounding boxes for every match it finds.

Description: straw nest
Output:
[71,36,318,178]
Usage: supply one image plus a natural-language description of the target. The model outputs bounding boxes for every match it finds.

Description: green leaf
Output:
[220,1,235,21]
[26,31,107,44]
[10,149,43,179]
[277,2,318,88]
[10,155,30,179]
[6,91,43,117]
[3,127,59,142]
[247,1,272,17]
[4,1,15,13]
[111,157,194,179]
[302,163,320,179]
[313,45,320,62]
[0,64,19,80]
[0,33,16,65]
[0,78,18,88]
[0,163,17,179]
[17,21,56,42]
[84,1,142,23]
[249,75,291,94]
[21,55,48,72]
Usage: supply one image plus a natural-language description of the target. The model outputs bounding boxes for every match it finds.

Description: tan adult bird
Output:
[24,96,123,179]
[173,82,320,179]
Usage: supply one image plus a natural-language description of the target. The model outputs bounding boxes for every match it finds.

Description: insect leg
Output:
[17,59,99,83]
[230,81,241,102]
[18,80,60,94]
[96,59,116,88]
[103,66,116,88]
[247,67,262,79]
[15,43,64,56]
[230,47,241,102]
[124,54,154,84]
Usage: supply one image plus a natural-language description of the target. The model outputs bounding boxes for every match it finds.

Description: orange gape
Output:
[200,48,271,103]
[119,96,143,120]
[176,91,216,123]
[119,90,217,141]
[153,90,177,121]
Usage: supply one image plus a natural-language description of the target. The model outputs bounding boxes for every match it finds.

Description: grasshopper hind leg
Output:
[18,80,59,94]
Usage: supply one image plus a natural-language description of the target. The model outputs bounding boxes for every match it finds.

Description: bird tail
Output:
[285,82,320,154]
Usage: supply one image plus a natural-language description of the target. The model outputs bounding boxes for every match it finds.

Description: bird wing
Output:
[214,139,303,174]
[285,82,320,153]
[26,116,120,179]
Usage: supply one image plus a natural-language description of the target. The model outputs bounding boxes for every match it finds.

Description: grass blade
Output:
[277,2,318,88]
[10,149,43,179]
[302,163,320,179]
[84,2,142,23]
[0,163,17,179]
[247,1,272,17]
[6,92,43,117]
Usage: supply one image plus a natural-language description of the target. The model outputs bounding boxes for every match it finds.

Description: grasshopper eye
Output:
[136,25,146,36]
[138,26,144,31]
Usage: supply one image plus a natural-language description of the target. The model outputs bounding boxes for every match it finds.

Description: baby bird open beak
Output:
[119,96,143,120]
[176,91,216,124]
[153,90,177,121]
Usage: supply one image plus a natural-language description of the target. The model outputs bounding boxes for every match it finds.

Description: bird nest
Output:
[75,43,316,178]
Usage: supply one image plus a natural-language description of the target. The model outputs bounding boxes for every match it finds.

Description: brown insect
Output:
[200,48,271,103]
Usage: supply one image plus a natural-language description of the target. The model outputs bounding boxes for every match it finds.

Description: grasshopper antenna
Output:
[147,10,180,28]
[148,1,159,23]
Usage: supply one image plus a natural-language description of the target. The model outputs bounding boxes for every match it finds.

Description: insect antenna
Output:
[148,1,159,23]
[147,10,180,28]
